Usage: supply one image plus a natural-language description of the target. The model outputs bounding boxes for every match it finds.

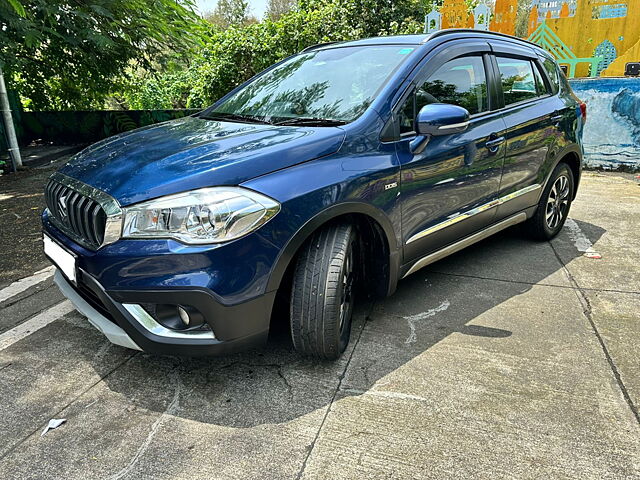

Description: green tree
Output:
[267,0,297,20]
[185,0,430,107]
[205,0,254,28]
[0,0,205,110]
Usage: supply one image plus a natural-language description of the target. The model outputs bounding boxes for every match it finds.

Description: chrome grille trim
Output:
[45,172,122,250]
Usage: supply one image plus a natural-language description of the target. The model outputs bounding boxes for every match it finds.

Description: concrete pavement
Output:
[0,171,638,479]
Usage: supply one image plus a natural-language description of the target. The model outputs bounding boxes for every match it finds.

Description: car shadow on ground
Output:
[90,219,606,428]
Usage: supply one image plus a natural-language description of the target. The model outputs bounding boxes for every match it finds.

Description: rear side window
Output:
[496,57,541,105]
[540,56,560,94]
[398,55,488,134]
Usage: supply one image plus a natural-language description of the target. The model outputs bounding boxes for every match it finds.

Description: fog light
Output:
[178,306,190,326]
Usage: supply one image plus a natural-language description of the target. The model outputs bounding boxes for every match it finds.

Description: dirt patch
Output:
[0,159,70,288]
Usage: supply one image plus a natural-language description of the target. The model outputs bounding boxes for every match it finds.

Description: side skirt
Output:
[401,211,528,279]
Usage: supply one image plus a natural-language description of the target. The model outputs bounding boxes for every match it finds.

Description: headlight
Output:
[121,187,280,244]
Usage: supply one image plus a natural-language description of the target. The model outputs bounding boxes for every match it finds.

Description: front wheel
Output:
[525,162,574,240]
[290,222,357,360]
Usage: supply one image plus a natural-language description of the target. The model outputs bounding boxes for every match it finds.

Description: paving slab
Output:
[303,274,640,479]
[0,172,638,480]
[585,290,640,418]
[425,226,575,288]
[0,304,370,480]
[0,311,136,459]
[551,172,640,293]
[0,278,64,334]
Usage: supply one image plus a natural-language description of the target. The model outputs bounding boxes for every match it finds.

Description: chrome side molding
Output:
[402,212,528,278]
[406,183,540,245]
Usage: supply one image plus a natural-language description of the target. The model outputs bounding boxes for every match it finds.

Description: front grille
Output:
[45,178,107,250]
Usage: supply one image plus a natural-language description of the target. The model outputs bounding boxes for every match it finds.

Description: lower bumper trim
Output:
[54,270,142,351]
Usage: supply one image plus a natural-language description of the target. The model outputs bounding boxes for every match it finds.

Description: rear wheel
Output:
[290,222,357,360]
[525,162,574,240]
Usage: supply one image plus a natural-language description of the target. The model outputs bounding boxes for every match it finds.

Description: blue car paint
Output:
[43,30,583,355]
[58,117,346,206]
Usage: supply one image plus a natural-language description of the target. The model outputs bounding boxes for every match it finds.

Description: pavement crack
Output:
[549,242,640,427]
[218,361,294,400]
[275,365,294,401]
[0,362,12,372]
[295,300,375,480]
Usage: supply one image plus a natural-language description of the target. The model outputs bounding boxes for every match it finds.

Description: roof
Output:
[302,34,432,52]
[303,29,543,53]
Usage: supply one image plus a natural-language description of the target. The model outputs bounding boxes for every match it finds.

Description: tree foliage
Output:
[3,0,437,111]
[128,0,433,110]
[267,0,298,20]
[204,0,256,28]
[0,0,205,110]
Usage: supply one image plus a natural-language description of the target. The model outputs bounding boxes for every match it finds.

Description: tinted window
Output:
[496,57,540,105]
[398,56,488,134]
[540,56,560,94]
[420,56,488,115]
[207,45,415,124]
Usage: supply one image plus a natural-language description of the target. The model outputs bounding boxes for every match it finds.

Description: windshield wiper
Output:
[200,112,274,125]
[274,117,347,127]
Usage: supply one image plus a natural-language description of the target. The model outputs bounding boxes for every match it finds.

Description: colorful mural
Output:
[425,0,640,79]
[569,78,640,170]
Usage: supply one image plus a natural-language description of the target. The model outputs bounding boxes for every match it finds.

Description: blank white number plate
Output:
[43,234,76,282]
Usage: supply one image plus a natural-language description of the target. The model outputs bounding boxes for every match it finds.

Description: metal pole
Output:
[0,66,22,171]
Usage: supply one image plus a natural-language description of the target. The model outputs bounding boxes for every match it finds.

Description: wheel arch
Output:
[542,144,582,201]
[266,202,401,298]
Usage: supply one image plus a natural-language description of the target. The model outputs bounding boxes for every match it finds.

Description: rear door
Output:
[488,41,566,219]
[394,45,507,263]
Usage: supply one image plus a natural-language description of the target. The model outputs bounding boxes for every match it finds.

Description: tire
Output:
[290,222,357,360]
[525,162,574,240]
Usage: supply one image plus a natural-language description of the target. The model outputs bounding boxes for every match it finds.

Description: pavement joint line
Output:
[549,242,640,427]
[0,351,138,463]
[294,300,375,480]
[0,300,74,352]
[107,367,181,480]
[0,266,55,304]
[426,270,640,295]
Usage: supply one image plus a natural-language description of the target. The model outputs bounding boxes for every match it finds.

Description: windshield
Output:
[202,45,415,126]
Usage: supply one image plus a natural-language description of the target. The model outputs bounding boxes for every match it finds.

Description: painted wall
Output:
[427,0,640,78]
[570,77,640,170]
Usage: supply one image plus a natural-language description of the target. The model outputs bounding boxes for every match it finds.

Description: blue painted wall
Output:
[569,78,640,170]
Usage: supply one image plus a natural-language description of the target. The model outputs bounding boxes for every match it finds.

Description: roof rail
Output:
[427,28,542,50]
[300,42,341,53]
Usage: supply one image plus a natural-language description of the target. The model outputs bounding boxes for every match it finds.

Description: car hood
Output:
[58,116,345,206]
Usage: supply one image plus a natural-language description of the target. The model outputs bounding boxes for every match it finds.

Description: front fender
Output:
[263,201,401,296]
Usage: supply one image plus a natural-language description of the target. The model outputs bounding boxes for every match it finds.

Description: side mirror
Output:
[415,103,470,136]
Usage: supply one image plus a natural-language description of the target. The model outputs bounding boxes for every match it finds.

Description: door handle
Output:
[550,112,563,123]
[485,136,505,152]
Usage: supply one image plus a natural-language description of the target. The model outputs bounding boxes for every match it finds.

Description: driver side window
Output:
[398,56,488,134]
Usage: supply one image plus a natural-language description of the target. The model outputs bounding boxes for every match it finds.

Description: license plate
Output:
[43,234,76,282]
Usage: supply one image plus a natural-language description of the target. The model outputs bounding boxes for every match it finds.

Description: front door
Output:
[396,53,507,263]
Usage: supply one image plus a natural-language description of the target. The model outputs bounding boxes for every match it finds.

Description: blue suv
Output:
[43,30,585,360]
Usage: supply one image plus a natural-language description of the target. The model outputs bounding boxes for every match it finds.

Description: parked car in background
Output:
[42,29,585,360]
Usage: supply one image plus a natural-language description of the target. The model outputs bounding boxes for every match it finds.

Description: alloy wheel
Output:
[546,174,570,229]
[339,244,354,333]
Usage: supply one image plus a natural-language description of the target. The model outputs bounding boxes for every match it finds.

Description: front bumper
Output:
[54,268,273,356]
